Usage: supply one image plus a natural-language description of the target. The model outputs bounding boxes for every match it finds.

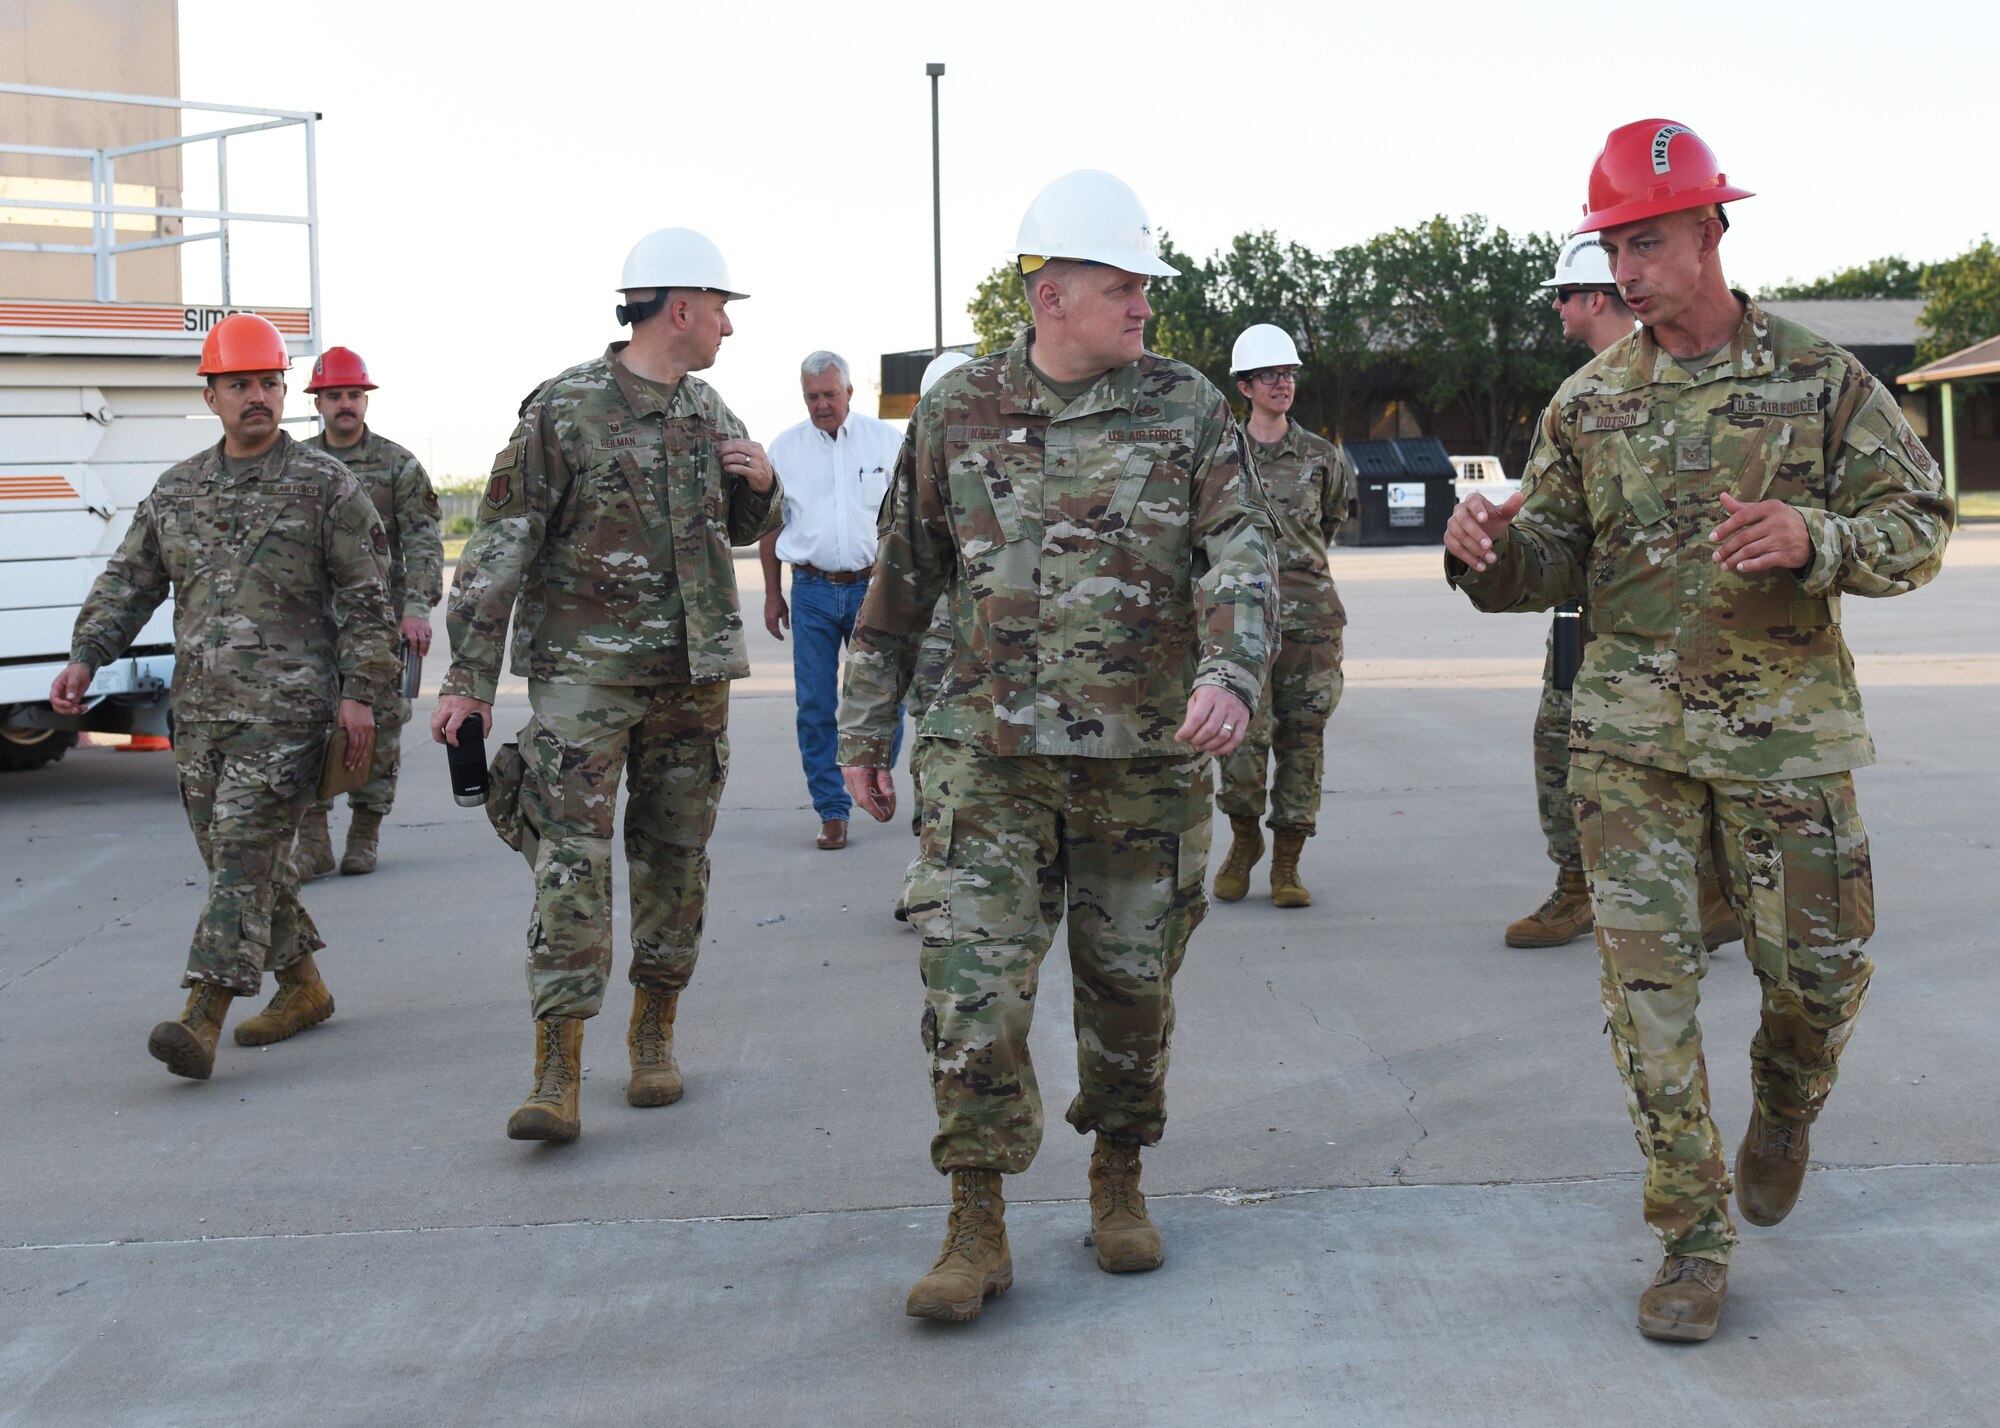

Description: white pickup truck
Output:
[1449,454,1521,508]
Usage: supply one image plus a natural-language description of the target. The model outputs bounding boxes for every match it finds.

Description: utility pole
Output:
[927,62,945,357]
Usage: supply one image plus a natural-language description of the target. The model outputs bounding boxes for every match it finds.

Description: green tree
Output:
[1144,233,1229,382]
[1367,215,1568,466]
[1917,238,2000,363]
[968,263,1030,354]
[1762,256,1927,300]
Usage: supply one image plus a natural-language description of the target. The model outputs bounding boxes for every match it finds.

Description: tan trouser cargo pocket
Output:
[906,804,955,945]
[485,735,542,866]
[1824,778,1874,941]
[1739,827,1789,991]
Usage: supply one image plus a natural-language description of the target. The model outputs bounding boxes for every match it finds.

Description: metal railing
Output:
[0,82,319,316]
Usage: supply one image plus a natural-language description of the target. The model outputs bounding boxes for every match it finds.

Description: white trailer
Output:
[0,83,319,770]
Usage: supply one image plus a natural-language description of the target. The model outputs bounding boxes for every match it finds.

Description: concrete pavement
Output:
[3,530,1996,1427]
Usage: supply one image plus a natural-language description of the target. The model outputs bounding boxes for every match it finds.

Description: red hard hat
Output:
[305,345,377,393]
[197,313,291,375]
[1575,119,1754,235]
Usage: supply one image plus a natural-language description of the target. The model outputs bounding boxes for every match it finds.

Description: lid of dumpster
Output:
[1344,437,1457,480]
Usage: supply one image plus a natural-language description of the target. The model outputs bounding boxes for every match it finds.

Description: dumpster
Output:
[1343,438,1457,545]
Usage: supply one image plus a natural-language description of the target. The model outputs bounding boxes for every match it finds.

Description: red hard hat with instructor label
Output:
[197,313,291,375]
[1575,120,1754,235]
[305,345,376,393]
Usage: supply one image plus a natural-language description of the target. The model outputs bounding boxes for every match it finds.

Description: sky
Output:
[176,0,1997,482]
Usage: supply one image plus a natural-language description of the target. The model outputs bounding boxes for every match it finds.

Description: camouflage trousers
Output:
[1540,628,1730,895]
[311,693,409,817]
[1217,629,1343,834]
[907,739,1212,1174]
[905,603,953,836]
[1532,623,1581,870]
[523,679,730,1021]
[173,721,327,994]
[1572,751,1875,1263]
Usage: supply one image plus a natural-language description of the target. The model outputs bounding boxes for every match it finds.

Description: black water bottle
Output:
[1552,601,1584,691]
[447,713,488,807]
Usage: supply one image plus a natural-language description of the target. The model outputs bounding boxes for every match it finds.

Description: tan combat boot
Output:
[1213,816,1264,902]
[1505,866,1594,948]
[1270,831,1312,909]
[1736,1104,1810,1226]
[1637,1254,1728,1342]
[507,1017,584,1142]
[906,1169,1013,1322]
[147,984,236,1080]
[295,809,336,882]
[626,988,684,1107]
[233,952,335,1046]
[1089,1134,1166,1273]
[340,809,383,876]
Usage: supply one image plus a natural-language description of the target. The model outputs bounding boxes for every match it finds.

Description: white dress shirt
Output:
[768,412,906,572]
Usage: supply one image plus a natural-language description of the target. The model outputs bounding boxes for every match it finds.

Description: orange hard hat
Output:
[197,313,291,375]
[305,345,376,393]
[1575,120,1754,235]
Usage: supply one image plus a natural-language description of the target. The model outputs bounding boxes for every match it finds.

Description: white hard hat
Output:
[1541,233,1615,289]
[618,227,748,299]
[1230,324,1301,375]
[919,350,972,396]
[1014,169,1179,279]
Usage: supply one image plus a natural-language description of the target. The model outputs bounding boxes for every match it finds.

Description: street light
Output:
[927,62,945,357]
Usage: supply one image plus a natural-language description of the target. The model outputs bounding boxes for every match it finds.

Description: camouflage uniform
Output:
[903,598,954,835]
[1218,424,1353,835]
[304,427,444,816]
[1531,622,1584,869]
[70,434,399,993]
[838,332,1278,1173]
[443,344,781,1021]
[1449,297,1953,1262]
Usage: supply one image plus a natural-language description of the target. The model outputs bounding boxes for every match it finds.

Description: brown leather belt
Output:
[794,562,874,585]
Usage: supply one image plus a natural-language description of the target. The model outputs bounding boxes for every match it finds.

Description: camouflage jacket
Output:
[1248,419,1354,631]
[442,345,782,702]
[836,331,1278,765]
[71,433,399,722]
[1449,297,1953,778]
[305,426,444,618]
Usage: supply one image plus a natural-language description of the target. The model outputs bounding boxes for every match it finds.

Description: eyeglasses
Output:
[1250,368,1300,386]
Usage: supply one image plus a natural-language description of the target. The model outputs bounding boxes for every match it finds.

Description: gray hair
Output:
[800,351,851,386]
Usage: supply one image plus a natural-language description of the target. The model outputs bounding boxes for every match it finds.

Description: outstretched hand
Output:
[1444,490,1525,572]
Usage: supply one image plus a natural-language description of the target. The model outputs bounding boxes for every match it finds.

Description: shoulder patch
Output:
[1898,426,1936,474]
[483,442,525,518]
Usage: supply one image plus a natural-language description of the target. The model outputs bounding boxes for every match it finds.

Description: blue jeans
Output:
[791,569,902,821]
